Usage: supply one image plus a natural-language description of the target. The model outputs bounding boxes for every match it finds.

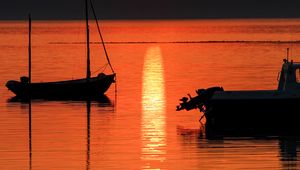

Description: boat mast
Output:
[286,48,289,62]
[28,13,31,83]
[28,14,32,166]
[85,0,91,81]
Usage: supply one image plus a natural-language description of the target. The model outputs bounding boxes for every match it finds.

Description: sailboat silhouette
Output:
[6,0,116,100]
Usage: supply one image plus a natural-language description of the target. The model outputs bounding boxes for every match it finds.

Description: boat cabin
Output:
[278,59,300,92]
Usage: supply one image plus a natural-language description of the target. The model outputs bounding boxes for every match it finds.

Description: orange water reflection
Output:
[141,46,166,169]
[2,20,300,169]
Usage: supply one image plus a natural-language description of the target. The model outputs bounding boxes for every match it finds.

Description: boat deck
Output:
[212,90,300,100]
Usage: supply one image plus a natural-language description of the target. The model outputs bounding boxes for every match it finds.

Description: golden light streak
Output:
[141,46,166,168]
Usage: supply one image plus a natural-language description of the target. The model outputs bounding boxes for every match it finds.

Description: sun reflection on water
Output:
[141,46,166,168]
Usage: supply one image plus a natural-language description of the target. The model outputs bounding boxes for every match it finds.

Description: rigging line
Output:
[91,63,108,75]
[89,0,115,73]
[114,74,117,110]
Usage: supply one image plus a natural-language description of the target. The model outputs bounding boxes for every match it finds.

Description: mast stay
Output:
[89,0,115,74]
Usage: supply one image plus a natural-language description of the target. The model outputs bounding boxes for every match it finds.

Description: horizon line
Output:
[1,17,300,21]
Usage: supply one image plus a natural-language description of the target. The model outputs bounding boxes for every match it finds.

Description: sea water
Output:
[1,19,300,169]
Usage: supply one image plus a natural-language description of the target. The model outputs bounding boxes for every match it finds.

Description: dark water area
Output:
[1,19,300,169]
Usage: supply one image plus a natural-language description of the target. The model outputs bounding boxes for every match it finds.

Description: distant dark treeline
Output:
[1,0,300,20]
[50,40,300,45]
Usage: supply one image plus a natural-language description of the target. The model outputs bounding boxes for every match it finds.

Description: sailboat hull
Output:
[6,73,115,100]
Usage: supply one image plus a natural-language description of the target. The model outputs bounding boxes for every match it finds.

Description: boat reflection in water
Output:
[141,46,166,169]
[279,136,299,169]
[177,127,300,169]
[28,101,32,170]
[7,94,112,104]
[18,96,112,170]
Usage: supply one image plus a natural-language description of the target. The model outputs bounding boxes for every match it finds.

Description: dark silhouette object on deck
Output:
[176,86,223,112]
[6,0,116,100]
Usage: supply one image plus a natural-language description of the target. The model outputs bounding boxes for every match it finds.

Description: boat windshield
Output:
[296,68,300,83]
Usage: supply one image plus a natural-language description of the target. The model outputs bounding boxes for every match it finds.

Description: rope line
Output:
[92,63,109,75]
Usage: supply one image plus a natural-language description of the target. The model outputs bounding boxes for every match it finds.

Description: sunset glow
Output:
[141,46,166,168]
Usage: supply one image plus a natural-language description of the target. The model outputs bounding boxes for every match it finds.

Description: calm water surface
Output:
[1,19,300,169]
